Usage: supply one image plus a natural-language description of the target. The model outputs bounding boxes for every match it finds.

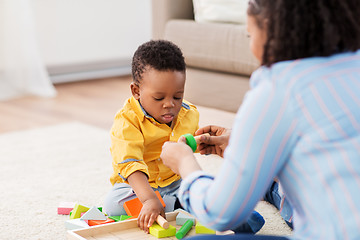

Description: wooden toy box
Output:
[67,210,233,240]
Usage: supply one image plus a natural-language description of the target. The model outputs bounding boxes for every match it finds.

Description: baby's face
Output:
[134,68,185,124]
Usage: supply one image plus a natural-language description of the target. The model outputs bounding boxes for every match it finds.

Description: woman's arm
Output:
[162,76,298,231]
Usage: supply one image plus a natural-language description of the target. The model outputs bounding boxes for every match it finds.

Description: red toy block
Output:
[87,217,115,226]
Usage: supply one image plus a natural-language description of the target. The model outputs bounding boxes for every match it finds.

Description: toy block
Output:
[149,223,176,238]
[58,202,76,215]
[195,222,216,234]
[182,133,210,152]
[123,191,169,229]
[120,215,134,221]
[176,211,196,226]
[175,219,194,239]
[80,206,107,220]
[65,219,89,230]
[108,216,121,222]
[108,215,134,222]
[123,191,165,216]
[87,217,115,226]
[182,133,197,152]
[69,204,90,219]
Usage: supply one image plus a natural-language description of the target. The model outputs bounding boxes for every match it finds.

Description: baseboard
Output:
[47,58,132,84]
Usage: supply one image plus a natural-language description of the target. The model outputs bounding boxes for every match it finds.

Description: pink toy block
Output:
[58,202,76,215]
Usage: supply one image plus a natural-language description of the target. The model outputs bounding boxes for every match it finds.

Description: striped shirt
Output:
[178,50,360,240]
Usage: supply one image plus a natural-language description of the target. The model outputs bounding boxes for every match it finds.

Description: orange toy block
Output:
[87,217,115,226]
[123,191,169,229]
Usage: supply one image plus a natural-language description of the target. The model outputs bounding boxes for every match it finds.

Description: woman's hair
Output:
[248,0,360,66]
[131,40,186,84]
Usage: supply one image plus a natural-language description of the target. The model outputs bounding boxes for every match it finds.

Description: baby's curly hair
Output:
[248,0,360,67]
[131,40,186,84]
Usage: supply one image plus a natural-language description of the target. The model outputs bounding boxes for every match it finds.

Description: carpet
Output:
[0,107,292,239]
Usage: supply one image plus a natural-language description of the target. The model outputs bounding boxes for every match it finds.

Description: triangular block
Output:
[87,218,115,226]
[120,215,133,221]
[69,204,90,219]
[195,222,216,234]
[80,206,107,220]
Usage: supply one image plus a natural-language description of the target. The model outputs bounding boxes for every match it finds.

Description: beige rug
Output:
[0,107,292,240]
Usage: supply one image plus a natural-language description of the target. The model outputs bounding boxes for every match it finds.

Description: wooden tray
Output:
[67,210,233,240]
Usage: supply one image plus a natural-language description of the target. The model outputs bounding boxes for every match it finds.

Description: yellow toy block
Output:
[69,204,90,219]
[149,223,176,238]
[195,222,216,234]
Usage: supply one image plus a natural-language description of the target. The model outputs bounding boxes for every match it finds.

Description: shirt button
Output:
[171,132,174,136]
[158,177,161,180]
[153,122,156,125]
[157,158,161,161]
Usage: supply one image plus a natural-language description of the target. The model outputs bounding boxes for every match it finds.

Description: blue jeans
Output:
[186,234,288,240]
[263,181,293,229]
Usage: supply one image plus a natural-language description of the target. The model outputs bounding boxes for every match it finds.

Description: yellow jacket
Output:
[110,96,199,188]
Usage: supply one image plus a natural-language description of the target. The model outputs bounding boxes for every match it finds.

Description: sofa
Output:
[151,0,259,113]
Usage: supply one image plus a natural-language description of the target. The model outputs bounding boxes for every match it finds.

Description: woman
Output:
[160,0,360,239]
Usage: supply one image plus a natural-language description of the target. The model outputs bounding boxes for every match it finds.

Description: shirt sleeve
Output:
[178,69,299,231]
[110,113,149,182]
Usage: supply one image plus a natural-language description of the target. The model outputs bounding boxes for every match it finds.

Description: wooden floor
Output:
[0,76,133,134]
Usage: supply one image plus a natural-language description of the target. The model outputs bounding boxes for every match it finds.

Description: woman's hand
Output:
[195,125,231,157]
[137,198,165,233]
[161,136,201,178]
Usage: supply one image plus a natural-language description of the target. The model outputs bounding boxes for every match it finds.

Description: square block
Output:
[149,223,176,238]
[123,191,165,217]
[58,202,76,215]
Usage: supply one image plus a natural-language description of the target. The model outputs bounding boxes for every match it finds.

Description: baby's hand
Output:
[137,198,165,233]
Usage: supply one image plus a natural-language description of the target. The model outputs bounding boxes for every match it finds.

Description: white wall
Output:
[32,0,152,82]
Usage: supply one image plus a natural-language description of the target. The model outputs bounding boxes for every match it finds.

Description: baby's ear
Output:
[130,82,140,100]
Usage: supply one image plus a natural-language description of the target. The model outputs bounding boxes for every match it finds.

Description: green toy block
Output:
[108,215,133,222]
[176,219,194,239]
[195,222,216,234]
[69,204,90,219]
[182,133,197,152]
[108,216,121,222]
[149,223,176,238]
[120,215,132,221]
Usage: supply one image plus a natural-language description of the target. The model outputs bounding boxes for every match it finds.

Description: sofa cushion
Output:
[164,19,259,76]
[193,0,248,24]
